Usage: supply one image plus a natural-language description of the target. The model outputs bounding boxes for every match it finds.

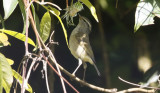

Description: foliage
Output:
[0,0,160,92]
[0,0,99,92]
[134,0,160,32]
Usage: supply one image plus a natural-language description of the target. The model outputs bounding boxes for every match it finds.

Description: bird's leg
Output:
[72,58,82,75]
[83,62,87,81]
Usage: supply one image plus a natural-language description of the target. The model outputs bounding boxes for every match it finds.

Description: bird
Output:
[69,15,100,80]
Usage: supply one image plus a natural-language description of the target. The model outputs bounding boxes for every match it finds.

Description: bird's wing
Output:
[75,33,95,61]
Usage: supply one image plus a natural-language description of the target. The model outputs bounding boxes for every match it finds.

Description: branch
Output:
[117,76,157,93]
[118,76,160,89]
[66,0,68,8]
[47,51,157,93]
[43,55,79,93]
[117,88,155,93]
[47,54,117,93]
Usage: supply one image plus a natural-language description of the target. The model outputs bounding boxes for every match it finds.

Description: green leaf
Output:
[49,7,69,46]
[12,70,33,93]
[0,15,5,28]
[155,0,160,8]
[0,29,36,47]
[134,0,160,32]
[18,0,27,34]
[3,0,18,19]
[6,58,14,65]
[0,55,2,93]
[40,12,51,43]
[80,0,99,22]
[0,53,13,93]
[49,7,60,16]
[0,33,10,46]
[31,3,40,33]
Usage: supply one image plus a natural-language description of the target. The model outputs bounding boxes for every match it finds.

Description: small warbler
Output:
[69,15,100,79]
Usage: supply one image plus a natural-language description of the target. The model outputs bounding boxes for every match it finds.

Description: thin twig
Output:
[25,57,37,84]
[116,0,118,8]
[42,60,51,93]
[117,88,155,93]
[47,48,67,93]
[35,1,62,10]
[22,0,30,92]
[21,56,29,93]
[118,76,160,90]
[42,55,79,93]
[66,0,68,8]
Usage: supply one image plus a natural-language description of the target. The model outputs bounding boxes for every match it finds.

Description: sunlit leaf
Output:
[3,0,18,19]
[6,58,14,65]
[0,53,13,93]
[0,29,36,47]
[80,0,99,22]
[134,0,160,32]
[49,7,60,16]
[40,12,51,43]
[49,8,69,46]
[0,33,10,46]
[0,55,2,93]
[12,70,33,93]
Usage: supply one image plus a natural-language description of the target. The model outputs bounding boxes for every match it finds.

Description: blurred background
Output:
[1,0,160,93]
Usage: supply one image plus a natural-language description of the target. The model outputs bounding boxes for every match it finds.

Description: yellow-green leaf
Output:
[49,6,60,16]
[0,54,2,93]
[40,12,51,43]
[12,70,33,93]
[6,58,14,65]
[0,33,10,46]
[80,0,99,22]
[49,8,68,46]
[0,29,35,47]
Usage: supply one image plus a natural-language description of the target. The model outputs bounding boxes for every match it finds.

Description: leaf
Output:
[0,29,36,47]
[0,15,5,28]
[0,56,2,93]
[49,7,60,16]
[3,0,18,19]
[18,0,27,34]
[80,0,99,22]
[12,70,33,93]
[31,3,40,33]
[49,7,69,46]
[6,58,14,65]
[134,0,160,32]
[155,0,160,8]
[0,53,13,93]
[0,33,10,46]
[40,12,51,43]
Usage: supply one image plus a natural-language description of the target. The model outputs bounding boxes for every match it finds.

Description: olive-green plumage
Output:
[69,15,100,77]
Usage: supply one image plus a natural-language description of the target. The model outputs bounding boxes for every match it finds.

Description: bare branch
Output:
[43,55,80,93]
[47,54,117,93]
[35,0,62,10]
[118,76,160,90]
[117,88,155,93]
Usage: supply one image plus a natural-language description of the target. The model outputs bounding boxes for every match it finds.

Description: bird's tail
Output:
[93,63,101,76]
